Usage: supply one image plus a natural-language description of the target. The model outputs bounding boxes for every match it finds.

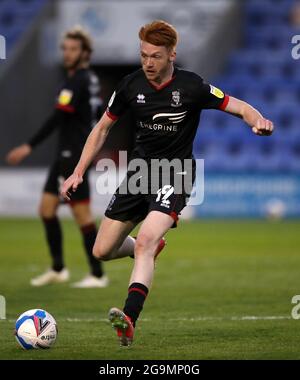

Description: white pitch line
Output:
[169,316,292,321]
[2,316,292,323]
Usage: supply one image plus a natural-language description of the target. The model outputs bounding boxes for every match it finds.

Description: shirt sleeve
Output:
[55,75,87,114]
[27,110,62,148]
[105,77,129,121]
[199,82,229,110]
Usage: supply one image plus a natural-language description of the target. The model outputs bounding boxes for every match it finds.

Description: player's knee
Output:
[92,244,104,260]
[71,204,93,226]
[75,215,94,227]
[135,233,157,257]
[39,204,56,219]
[92,244,111,261]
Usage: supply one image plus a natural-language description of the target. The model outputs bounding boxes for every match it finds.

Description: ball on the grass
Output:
[15,309,57,349]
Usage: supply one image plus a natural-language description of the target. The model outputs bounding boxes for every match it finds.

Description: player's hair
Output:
[63,25,93,60]
[139,20,178,50]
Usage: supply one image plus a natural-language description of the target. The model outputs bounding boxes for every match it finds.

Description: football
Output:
[15,309,57,349]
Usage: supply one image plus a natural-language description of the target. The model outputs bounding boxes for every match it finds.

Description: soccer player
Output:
[61,21,274,345]
[6,27,109,288]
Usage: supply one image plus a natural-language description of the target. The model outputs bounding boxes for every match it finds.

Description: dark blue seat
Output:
[0,0,47,51]
[192,0,298,173]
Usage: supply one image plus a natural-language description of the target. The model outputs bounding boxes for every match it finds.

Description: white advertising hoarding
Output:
[54,0,232,65]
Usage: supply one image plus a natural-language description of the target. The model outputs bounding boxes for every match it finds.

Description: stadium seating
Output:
[0,0,47,51]
[195,0,300,173]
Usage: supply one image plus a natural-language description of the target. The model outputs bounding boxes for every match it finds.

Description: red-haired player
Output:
[62,20,274,346]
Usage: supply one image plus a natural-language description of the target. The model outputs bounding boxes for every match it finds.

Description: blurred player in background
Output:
[6,26,109,288]
[61,20,273,346]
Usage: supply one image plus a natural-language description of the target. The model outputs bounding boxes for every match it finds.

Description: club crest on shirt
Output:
[171,90,182,107]
[58,89,73,106]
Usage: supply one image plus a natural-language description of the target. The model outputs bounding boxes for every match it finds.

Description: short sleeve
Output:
[55,75,87,113]
[106,77,129,121]
[199,82,229,110]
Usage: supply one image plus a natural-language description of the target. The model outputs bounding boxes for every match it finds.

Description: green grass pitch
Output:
[0,218,300,359]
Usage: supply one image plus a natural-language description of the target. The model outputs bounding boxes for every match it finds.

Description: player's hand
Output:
[6,144,32,165]
[61,172,83,201]
[252,118,274,136]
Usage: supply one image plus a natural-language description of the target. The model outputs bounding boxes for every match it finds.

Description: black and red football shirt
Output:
[106,67,228,160]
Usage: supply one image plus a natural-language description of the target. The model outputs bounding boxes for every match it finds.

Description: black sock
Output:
[42,216,64,272]
[80,223,104,278]
[123,282,149,327]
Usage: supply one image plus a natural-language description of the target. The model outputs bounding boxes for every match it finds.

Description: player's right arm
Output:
[6,73,90,166]
[61,112,115,200]
[5,112,61,165]
[5,144,32,165]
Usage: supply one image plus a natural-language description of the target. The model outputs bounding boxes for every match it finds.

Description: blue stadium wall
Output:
[192,171,300,218]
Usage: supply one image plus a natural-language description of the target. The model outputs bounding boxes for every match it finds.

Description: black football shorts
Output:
[105,161,196,228]
[44,158,90,204]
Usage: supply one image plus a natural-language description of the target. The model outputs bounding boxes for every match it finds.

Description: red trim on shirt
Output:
[148,75,176,91]
[55,104,75,113]
[219,94,230,111]
[106,109,119,121]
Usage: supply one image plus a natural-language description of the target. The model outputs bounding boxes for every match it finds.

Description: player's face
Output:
[140,41,176,82]
[61,38,85,69]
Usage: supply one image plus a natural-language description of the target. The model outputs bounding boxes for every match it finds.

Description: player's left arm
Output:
[222,96,274,136]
